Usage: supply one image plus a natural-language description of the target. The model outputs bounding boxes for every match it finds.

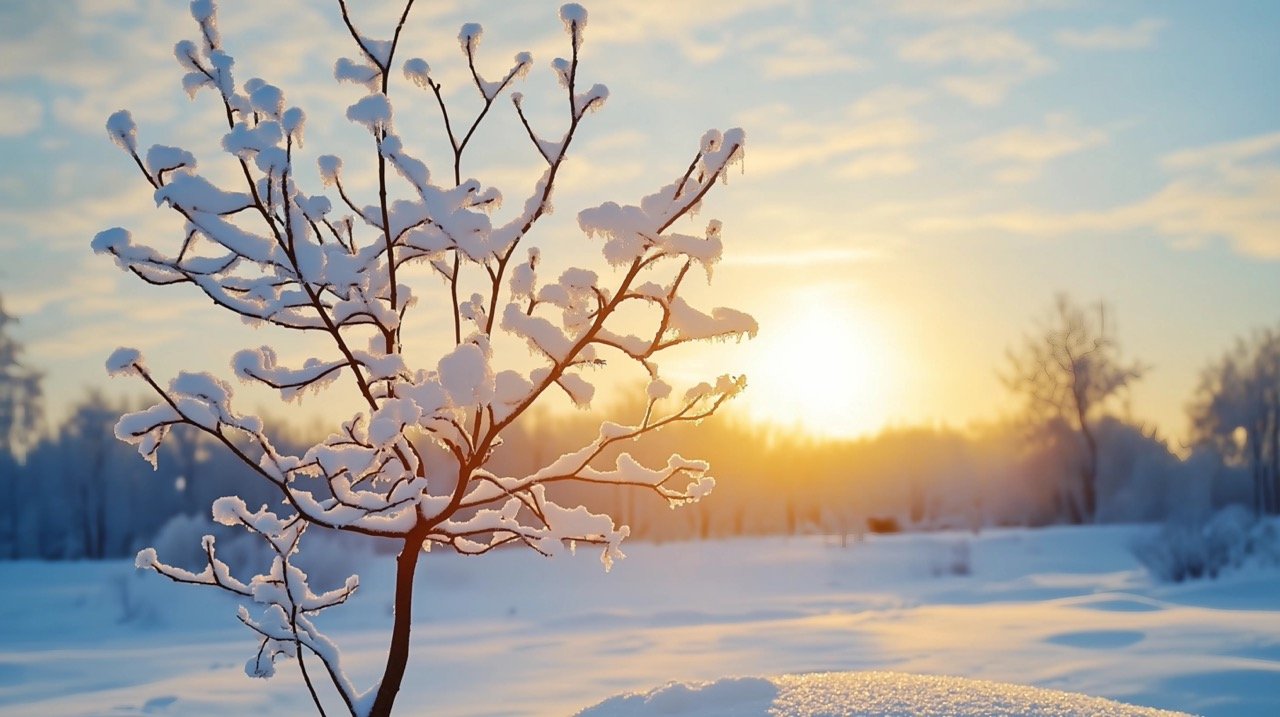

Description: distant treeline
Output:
[0,391,1252,560]
[3,301,1279,560]
[496,406,1251,544]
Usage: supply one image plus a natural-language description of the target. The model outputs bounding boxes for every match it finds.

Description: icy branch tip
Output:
[134,547,157,569]
[281,107,305,138]
[246,655,275,679]
[403,58,431,88]
[334,56,378,87]
[211,495,245,526]
[646,378,672,400]
[248,83,283,118]
[724,127,746,147]
[560,4,588,31]
[190,0,215,23]
[91,227,131,255]
[106,110,137,153]
[317,155,342,185]
[346,94,392,134]
[459,22,483,51]
[106,347,144,377]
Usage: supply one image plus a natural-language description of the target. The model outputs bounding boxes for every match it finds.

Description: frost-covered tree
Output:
[0,296,41,558]
[1189,327,1280,515]
[92,2,752,715]
[1002,295,1145,523]
[0,295,41,456]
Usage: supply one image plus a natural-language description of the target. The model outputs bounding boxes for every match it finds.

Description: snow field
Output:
[1,525,1277,716]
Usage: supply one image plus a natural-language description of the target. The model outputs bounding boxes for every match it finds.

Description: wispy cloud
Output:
[887,0,1068,20]
[836,152,918,180]
[6,0,341,137]
[709,22,866,80]
[758,34,864,79]
[964,113,1108,181]
[936,73,1021,107]
[849,86,933,118]
[0,92,42,137]
[898,25,1051,106]
[0,255,116,318]
[1162,132,1280,171]
[1056,18,1166,50]
[581,129,651,154]
[0,2,137,86]
[725,247,879,267]
[27,311,191,362]
[899,25,1049,69]
[587,0,788,64]
[913,131,1280,258]
[737,103,930,175]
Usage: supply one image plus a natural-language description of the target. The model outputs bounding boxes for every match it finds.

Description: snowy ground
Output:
[579,672,1192,716]
[1,525,1278,716]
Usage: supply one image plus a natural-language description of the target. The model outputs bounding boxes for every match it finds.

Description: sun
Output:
[742,299,896,438]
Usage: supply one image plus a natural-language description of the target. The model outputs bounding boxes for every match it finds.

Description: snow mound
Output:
[576,671,1192,717]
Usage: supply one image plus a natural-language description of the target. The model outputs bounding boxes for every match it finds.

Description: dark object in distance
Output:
[867,516,901,534]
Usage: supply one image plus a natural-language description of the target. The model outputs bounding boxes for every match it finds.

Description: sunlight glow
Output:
[743,295,896,438]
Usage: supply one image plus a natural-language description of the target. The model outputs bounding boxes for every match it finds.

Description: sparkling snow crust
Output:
[577,672,1193,717]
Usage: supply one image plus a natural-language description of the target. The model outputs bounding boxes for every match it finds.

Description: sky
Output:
[0,0,1277,442]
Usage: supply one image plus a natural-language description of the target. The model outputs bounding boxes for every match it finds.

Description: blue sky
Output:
[0,0,1277,440]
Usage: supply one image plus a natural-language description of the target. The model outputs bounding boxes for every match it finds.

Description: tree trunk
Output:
[1076,412,1098,523]
[79,474,95,559]
[1060,478,1084,525]
[1250,423,1265,515]
[1,457,14,559]
[1267,401,1279,514]
[367,533,424,717]
[94,472,108,559]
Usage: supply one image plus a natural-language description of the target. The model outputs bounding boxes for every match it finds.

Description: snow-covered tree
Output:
[93,2,752,715]
[1001,295,1145,523]
[0,296,41,558]
[0,295,41,457]
[1189,327,1280,515]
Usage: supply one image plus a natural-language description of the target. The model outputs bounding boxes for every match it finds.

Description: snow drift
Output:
[577,672,1192,717]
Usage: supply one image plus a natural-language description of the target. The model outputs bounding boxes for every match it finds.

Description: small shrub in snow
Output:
[95,2,751,715]
[928,538,972,577]
[148,513,217,572]
[109,571,160,626]
[150,512,273,578]
[1133,505,1280,582]
[293,530,379,594]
